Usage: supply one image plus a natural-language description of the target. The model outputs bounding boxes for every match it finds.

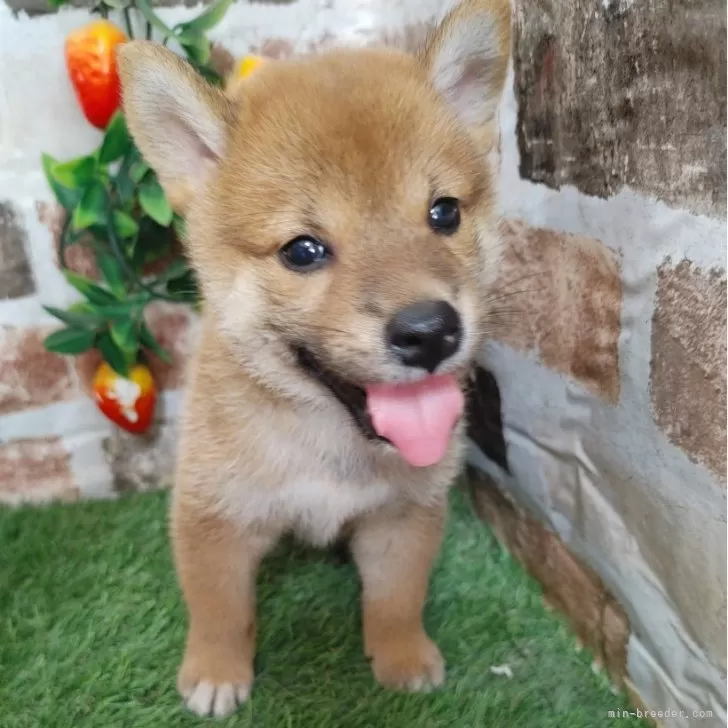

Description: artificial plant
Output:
[41,0,233,432]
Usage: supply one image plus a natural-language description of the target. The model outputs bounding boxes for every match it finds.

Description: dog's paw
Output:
[181,680,251,718]
[370,634,445,693]
[178,653,253,718]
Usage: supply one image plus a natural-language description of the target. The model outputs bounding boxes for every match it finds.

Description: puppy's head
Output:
[120,0,511,467]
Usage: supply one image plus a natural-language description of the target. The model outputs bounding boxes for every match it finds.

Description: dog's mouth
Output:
[294,345,383,442]
[293,345,465,468]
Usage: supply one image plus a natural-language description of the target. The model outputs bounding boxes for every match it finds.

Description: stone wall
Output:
[466,1,726,725]
[0,1,725,726]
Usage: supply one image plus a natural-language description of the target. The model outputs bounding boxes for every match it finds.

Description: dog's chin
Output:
[292,345,386,443]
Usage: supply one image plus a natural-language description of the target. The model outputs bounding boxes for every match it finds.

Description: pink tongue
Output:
[366,374,464,468]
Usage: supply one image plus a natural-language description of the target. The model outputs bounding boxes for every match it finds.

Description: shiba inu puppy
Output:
[119,0,511,717]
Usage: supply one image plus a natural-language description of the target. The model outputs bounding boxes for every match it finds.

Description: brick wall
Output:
[465,1,726,724]
[0,1,725,726]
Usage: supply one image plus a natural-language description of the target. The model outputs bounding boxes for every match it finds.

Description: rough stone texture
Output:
[651,260,727,478]
[73,349,102,396]
[7,0,295,17]
[466,365,509,473]
[601,597,630,687]
[538,536,605,649]
[494,220,622,403]
[0,437,77,504]
[0,201,35,300]
[103,423,177,492]
[623,680,660,728]
[379,21,433,53]
[143,302,195,391]
[37,202,98,280]
[589,449,727,675]
[209,42,236,79]
[250,37,296,60]
[468,466,630,687]
[514,0,727,218]
[0,326,77,415]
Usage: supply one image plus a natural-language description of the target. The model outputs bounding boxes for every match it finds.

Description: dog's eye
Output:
[428,197,461,234]
[279,236,332,272]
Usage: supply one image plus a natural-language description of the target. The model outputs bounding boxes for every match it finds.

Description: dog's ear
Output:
[118,41,235,214]
[418,0,511,132]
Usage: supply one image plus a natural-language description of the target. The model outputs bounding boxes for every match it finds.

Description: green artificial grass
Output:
[0,488,645,728]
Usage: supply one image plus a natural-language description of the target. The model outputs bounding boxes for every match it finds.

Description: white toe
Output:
[184,680,250,718]
[212,683,238,718]
[186,681,216,716]
[236,683,251,703]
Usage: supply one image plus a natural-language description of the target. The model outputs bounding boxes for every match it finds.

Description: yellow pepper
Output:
[235,55,265,79]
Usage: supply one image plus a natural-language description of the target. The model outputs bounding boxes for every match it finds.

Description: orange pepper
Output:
[65,20,127,130]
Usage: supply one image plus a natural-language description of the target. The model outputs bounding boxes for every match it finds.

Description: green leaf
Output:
[48,0,71,7]
[41,154,82,211]
[54,155,98,188]
[138,178,173,226]
[64,270,118,304]
[114,164,136,208]
[96,252,127,298]
[72,182,108,231]
[172,215,186,241]
[177,0,233,34]
[68,301,101,315]
[99,113,132,164]
[92,299,148,319]
[43,304,104,329]
[97,332,131,377]
[156,258,191,284]
[111,318,139,357]
[102,0,130,8]
[44,327,96,355]
[95,303,140,319]
[130,160,150,184]
[178,30,211,65]
[113,145,142,205]
[111,210,140,239]
[135,0,173,37]
[68,299,144,324]
[139,322,172,364]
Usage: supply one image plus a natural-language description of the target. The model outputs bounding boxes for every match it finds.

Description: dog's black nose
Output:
[386,300,462,373]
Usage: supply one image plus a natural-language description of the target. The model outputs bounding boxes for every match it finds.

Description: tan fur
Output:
[119,0,511,718]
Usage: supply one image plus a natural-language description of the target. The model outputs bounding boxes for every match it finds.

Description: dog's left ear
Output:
[418,0,511,132]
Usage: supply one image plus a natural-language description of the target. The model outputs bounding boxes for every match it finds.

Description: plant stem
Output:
[123,6,134,39]
[58,213,190,305]
[145,21,152,40]
[104,215,191,304]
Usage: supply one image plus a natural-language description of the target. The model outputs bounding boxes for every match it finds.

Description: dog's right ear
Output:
[118,41,235,214]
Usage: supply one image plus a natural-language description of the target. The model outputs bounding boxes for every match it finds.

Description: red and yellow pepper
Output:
[92,361,157,434]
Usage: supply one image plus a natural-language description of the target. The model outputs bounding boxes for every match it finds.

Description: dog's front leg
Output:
[352,501,446,692]
[172,500,274,718]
